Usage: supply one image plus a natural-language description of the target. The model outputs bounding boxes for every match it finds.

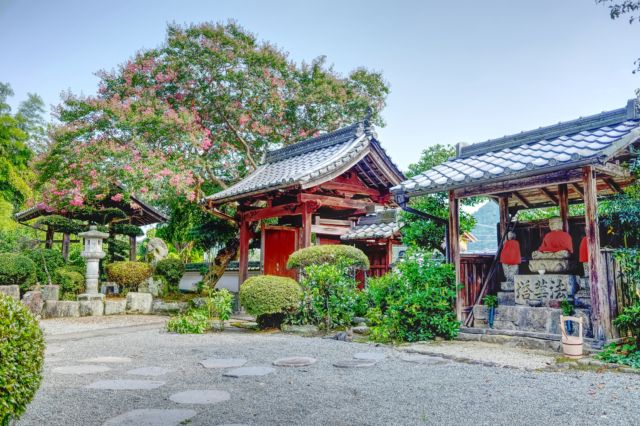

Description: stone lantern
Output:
[77,225,109,301]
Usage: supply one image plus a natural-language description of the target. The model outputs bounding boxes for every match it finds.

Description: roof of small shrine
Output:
[341,208,404,240]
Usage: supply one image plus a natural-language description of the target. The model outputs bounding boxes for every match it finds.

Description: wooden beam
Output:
[206,201,239,226]
[319,182,380,198]
[238,216,250,292]
[310,224,350,236]
[453,169,583,198]
[129,235,137,261]
[61,233,71,264]
[244,203,304,222]
[584,166,614,340]
[570,183,584,199]
[318,218,351,226]
[297,193,374,209]
[604,178,623,194]
[498,197,509,238]
[592,162,630,180]
[539,187,559,205]
[512,191,531,209]
[45,226,54,250]
[301,202,312,248]
[558,183,569,233]
[449,190,462,321]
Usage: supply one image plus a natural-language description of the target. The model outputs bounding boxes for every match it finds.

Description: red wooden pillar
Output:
[558,183,569,233]
[449,190,462,321]
[583,166,613,340]
[300,202,312,248]
[238,214,250,290]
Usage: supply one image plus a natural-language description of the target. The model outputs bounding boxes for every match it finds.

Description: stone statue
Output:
[500,231,521,283]
[146,238,169,264]
[529,216,576,273]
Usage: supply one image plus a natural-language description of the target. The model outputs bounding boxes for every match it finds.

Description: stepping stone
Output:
[353,353,388,360]
[87,380,165,390]
[503,365,520,370]
[441,354,457,360]
[103,409,196,426]
[467,360,484,365]
[169,390,231,404]
[80,357,132,363]
[200,359,247,369]
[401,355,448,365]
[223,367,275,377]
[53,365,111,375]
[45,346,64,355]
[333,359,377,368]
[127,367,171,376]
[273,357,317,367]
[483,362,501,368]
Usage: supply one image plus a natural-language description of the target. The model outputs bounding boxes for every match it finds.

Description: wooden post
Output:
[498,197,509,238]
[301,202,312,248]
[558,183,570,233]
[449,190,462,321]
[238,215,250,290]
[129,235,137,261]
[45,225,54,249]
[583,166,613,340]
[61,233,70,264]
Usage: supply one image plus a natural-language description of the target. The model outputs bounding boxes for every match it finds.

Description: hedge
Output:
[0,253,37,290]
[286,245,370,270]
[52,267,85,297]
[239,275,302,317]
[154,259,185,293]
[106,261,154,290]
[23,249,65,286]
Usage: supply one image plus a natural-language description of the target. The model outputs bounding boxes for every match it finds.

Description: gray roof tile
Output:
[341,208,404,241]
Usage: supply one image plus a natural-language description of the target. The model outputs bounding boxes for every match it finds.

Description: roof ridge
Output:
[460,99,639,159]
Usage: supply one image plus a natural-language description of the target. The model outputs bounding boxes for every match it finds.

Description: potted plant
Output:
[484,295,498,329]
[561,299,575,333]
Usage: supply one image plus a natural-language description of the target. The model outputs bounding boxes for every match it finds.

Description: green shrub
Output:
[52,267,85,297]
[286,245,370,271]
[0,292,45,426]
[0,253,37,290]
[154,259,185,293]
[202,288,234,331]
[105,261,154,291]
[483,295,498,308]
[239,275,302,328]
[23,249,65,286]
[165,309,210,334]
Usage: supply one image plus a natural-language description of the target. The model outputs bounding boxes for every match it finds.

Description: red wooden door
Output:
[261,224,299,279]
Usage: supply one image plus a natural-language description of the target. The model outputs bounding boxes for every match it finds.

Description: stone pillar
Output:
[77,226,109,302]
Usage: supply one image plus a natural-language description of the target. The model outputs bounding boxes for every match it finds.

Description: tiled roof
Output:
[203,119,403,205]
[341,209,404,240]
[392,100,640,197]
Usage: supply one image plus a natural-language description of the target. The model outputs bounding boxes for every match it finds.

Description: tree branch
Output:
[215,107,259,169]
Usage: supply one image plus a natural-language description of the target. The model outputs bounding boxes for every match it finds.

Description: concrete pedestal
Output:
[514,274,578,305]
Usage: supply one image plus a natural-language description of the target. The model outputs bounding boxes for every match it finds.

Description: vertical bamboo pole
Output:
[449,190,462,321]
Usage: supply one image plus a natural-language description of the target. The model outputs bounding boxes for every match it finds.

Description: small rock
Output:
[151,300,188,316]
[442,354,457,360]
[467,360,484,365]
[503,365,520,370]
[401,355,448,365]
[273,357,317,367]
[352,317,367,324]
[483,362,501,368]
[44,300,80,318]
[79,300,104,316]
[39,285,59,301]
[232,322,259,330]
[126,292,152,314]
[577,359,591,366]
[0,285,20,299]
[353,325,370,335]
[333,359,377,368]
[281,324,318,334]
[105,300,126,315]
[21,291,44,316]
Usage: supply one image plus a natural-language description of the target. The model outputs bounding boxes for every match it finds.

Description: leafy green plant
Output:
[105,261,154,291]
[23,248,64,287]
[165,309,210,334]
[614,305,640,348]
[203,288,234,331]
[0,292,45,426]
[52,267,85,298]
[239,275,302,329]
[286,245,370,271]
[199,266,209,276]
[36,215,82,235]
[483,295,498,308]
[560,299,575,316]
[154,259,186,293]
[0,253,37,290]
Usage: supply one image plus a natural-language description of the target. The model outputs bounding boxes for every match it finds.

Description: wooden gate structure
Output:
[392,99,640,341]
[201,110,406,289]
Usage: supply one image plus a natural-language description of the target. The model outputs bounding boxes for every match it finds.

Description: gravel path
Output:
[401,341,556,369]
[18,329,640,425]
[40,315,167,335]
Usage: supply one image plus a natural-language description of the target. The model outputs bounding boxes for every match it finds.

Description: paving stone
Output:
[87,380,165,390]
[80,357,132,363]
[353,353,388,360]
[223,367,276,377]
[401,355,448,365]
[200,359,247,369]
[44,346,65,355]
[169,390,231,404]
[483,362,502,368]
[333,359,377,368]
[273,357,317,367]
[466,360,485,365]
[103,409,197,426]
[52,365,111,374]
[126,367,171,376]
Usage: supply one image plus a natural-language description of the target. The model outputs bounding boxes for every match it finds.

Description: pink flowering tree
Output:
[34,21,390,283]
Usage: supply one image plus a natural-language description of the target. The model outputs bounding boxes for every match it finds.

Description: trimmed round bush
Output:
[154,259,185,293]
[0,292,45,425]
[105,261,154,291]
[0,253,37,290]
[23,249,65,286]
[52,267,85,297]
[286,245,370,270]
[239,275,302,318]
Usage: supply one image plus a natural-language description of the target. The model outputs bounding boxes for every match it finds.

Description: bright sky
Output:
[1,0,639,172]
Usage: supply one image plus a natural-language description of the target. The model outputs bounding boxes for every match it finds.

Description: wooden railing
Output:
[458,254,496,320]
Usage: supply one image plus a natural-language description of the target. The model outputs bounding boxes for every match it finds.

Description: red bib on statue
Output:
[579,236,588,262]
[500,240,522,265]
[539,230,573,253]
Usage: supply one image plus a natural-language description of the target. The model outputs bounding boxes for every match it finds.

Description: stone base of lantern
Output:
[77,293,105,302]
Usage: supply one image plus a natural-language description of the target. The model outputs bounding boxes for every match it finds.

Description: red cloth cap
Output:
[538,230,573,253]
[579,236,588,262]
[500,239,522,265]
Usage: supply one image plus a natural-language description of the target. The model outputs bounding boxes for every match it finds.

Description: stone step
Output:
[497,291,515,306]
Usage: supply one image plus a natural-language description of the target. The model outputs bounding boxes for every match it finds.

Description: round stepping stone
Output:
[52,365,111,375]
[353,353,388,360]
[103,409,196,426]
[127,367,171,376]
[170,390,231,404]
[45,346,64,355]
[333,359,377,368]
[401,355,449,365]
[79,356,131,363]
[223,367,276,377]
[86,380,165,390]
[200,358,247,369]
[273,357,317,367]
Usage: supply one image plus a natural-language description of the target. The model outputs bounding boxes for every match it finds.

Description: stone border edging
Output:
[402,348,520,370]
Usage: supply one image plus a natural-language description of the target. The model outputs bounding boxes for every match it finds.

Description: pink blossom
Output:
[111,193,123,202]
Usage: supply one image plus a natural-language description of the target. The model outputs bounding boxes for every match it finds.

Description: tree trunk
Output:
[203,233,241,289]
